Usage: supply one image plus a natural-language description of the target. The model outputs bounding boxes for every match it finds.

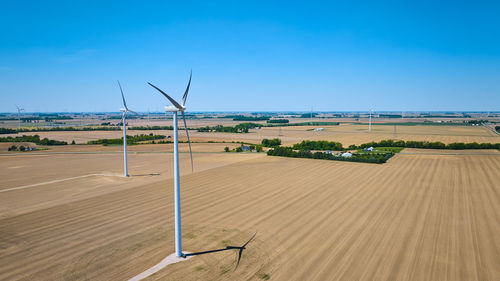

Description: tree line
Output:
[0,128,16,134]
[0,135,67,145]
[87,134,166,145]
[15,126,121,132]
[197,123,263,133]
[292,140,343,151]
[267,119,289,124]
[129,125,176,130]
[231,115,270,121]
[355,139,500,150]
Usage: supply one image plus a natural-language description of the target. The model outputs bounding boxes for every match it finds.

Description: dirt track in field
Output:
[1,147,500,280]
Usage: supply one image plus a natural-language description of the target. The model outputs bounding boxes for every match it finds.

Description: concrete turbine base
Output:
[127,252,192,281]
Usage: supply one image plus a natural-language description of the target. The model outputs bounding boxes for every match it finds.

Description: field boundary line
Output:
[0,174,120,193]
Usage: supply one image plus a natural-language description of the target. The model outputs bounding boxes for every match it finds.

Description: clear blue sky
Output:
[1,1,499,112]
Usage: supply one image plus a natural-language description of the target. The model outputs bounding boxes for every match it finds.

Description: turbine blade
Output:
[181,70,192,106]
[148,82,183,109]
[117,80,128,110]
[128,110,139,115]
[182,111,194,172]
[236,248,243,269]
[235,232,256,270]
[242,232,256,248]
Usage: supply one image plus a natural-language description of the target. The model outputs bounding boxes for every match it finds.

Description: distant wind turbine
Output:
[369,109,373,132]
[310,106,313,125]
[117,81,137,177]
[148,71,194,258]
[15,105,24,130]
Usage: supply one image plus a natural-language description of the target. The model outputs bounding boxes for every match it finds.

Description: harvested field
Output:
[2,123,498,147]
[1,147,500,280]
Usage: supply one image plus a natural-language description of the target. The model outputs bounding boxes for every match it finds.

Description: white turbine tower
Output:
[148,71,194,258]
[368,109,373,132]
[117,81,137,177]
[15,105,24,130]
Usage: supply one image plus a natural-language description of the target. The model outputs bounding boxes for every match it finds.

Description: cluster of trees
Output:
[0,128,16,134]
[231,115,270,121]
[197,123,263,133]
[356,139,500,150]
[261,138,281,147]
[496,126,500,133]
[8,145,35,151]
[87,134,166,145]
[225,144,263,152]
[292,140,343,151]
[267,147,391,164]
[0,134,67,145]
[267,119,289,124]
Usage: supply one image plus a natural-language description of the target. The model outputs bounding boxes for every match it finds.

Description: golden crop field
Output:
[1,142,500,280]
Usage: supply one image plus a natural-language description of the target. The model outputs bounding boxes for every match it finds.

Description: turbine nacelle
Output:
[165,105,186,112]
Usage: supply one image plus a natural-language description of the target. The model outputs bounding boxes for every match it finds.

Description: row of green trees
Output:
[267,147,391,164]
[267,119,289,124]
[129,125,175,130]
[197,123,263,133]
[0,128,16,134]
[17,126,121,132]
[0,135,67,145]
[232,115,270,121]
[356,139,500,150]
[87,134,166,145]
[265,121,339,127]
[292,140,343,151]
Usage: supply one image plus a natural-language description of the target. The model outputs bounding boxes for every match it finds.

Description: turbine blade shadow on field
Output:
[184,232,256,270]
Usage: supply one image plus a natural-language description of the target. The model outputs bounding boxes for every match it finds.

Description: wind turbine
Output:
[15,105,24,130]
[310,106,313,125]
[148,71,194,258]
[368,109,373,132]
[117,81,137,177]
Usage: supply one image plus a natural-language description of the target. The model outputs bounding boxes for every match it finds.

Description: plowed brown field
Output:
[1,146,500,280]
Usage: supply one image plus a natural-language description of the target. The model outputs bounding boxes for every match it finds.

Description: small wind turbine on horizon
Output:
[148,71,194,258]
[15,105,24,130]
[117,81,137,177]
